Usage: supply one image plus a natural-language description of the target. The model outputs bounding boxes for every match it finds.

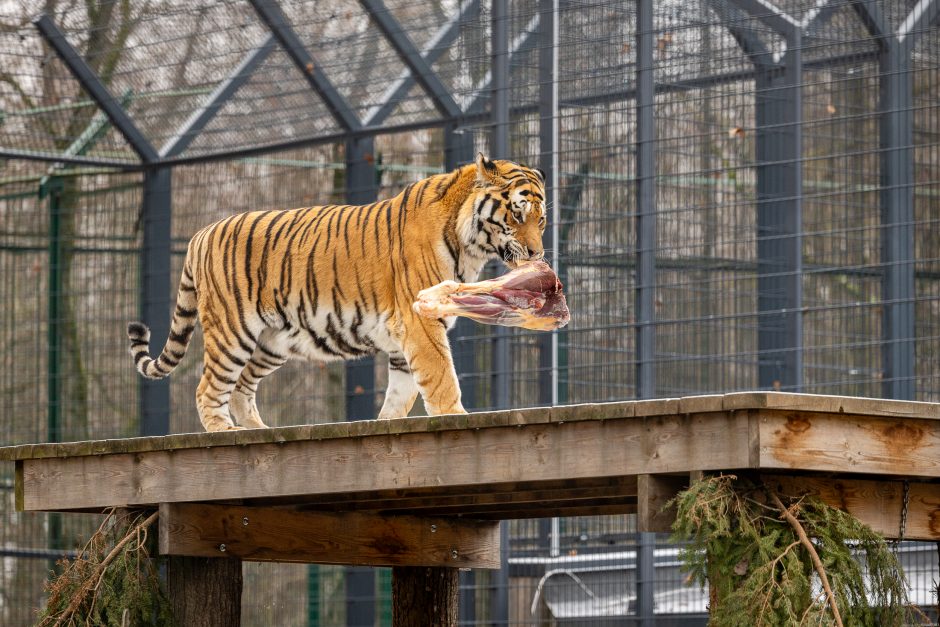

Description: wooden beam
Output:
[405,501,637,520]
[757,410,940,477]
[158,503,501,569]
[763,474,940,540]
[17,410,752,512]
[294,476,640,514]
[637,474,688,533]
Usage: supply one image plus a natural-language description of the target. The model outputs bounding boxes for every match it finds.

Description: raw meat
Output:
[413,260,570,331]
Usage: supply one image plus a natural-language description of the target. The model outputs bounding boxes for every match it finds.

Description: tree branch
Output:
[49,510,159,627]
[769,491,843,627]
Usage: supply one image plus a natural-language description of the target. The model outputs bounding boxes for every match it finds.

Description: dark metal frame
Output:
[727,0,805,392]
[490,0,511,413]
[159,34,278,159]
[250,0,362,132]
[635,0,657,400]
[713,0,939,398]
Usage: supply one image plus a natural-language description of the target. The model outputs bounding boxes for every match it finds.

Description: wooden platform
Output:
[4,392,940,546]
[5,391,940,625]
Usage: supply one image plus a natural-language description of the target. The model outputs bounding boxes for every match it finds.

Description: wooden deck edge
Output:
[1,392,937,462]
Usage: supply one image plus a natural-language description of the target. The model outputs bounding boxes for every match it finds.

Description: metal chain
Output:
[898,479,910,545]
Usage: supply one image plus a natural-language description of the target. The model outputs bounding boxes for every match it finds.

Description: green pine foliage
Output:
[670,474,928,626]
[37,509,174,627]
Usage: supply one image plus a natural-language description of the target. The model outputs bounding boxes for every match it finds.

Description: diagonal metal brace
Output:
[898,0,940,52]
[850,0,892,49]
[801,0,841,37]
[364,0,479,126]
[249,0,362,131]
[464,12,541,116]
[707,0,776,68]
[359,0,462,119]
[160,34,278,158]
[33,14,158,163]
[724,0,800,37]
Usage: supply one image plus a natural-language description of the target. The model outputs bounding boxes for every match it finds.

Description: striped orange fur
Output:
[127,154,547,431]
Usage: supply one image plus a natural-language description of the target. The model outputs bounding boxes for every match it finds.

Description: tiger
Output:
[127,153,547,432]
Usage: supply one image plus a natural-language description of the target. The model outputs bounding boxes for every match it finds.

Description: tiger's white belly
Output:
[262,303,400,363]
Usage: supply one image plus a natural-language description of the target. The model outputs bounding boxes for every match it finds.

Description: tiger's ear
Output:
[534,167,546,182]
[475,152,503,185]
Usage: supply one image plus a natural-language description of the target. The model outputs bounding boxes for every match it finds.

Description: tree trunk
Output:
[166,555,242,626]
[392,566,458,627]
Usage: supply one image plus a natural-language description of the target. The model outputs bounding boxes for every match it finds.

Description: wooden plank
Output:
[637,474,688,533]
[455,505,637,520]
[677,395,725,414]
[725,392,940,419]
[757,410,940,477]
[379,497,638,519]
[158,503,500,569]
[763,474,940,540]
[19,411,753,511]
[288,476,640,513]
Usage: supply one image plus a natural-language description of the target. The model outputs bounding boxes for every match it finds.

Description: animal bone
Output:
[413,260,570,331]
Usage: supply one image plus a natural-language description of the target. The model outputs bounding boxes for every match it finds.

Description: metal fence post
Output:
[41,177,65,567]
[490,3,512,624]
[636,0,657,399]
[636,531,656,626]
[635,3,658,619]
[880,40,915,400]
[755,33,803,392]
[140,167,172,436]
[344,137,379,421]
[490,0,511,413]
[538,0,559,406]
[344,136,378,626]
[43,177,64,445]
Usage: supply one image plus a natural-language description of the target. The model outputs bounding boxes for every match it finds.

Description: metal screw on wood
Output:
[451,549,458,559]
[430,524,437,533]
[219,544,226,552]
[243,517,249,526]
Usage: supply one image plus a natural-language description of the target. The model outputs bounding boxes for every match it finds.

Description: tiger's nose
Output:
[526,247,544,260]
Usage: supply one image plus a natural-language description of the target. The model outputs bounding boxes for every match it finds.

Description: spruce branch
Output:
[51,511,158,627]
[671,474,929,626]
[769,490,843,627]
[39,509,169,627]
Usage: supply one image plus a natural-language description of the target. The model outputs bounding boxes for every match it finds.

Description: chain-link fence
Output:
[2,0,940,624]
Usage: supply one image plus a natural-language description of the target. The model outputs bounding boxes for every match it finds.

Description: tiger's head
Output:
[460,153,547,269]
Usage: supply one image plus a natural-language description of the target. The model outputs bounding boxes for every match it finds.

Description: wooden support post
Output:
[392,566,458,627]
[166,555,242,627]
[637,474,688,533]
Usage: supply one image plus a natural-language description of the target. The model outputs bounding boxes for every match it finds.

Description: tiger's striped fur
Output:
[127,154,546,431]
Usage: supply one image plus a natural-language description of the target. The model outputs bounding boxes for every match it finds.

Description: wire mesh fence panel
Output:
[0,167,144,625]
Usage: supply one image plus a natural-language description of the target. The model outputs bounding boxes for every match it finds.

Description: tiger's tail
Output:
[127,257,199,380]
